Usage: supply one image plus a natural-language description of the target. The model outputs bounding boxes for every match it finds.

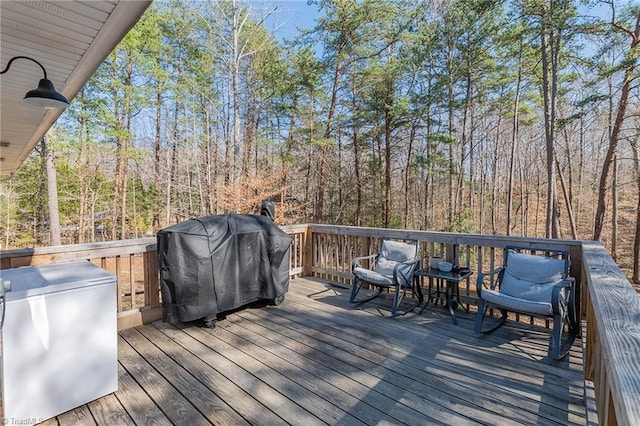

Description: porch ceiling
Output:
[0,0,152,175]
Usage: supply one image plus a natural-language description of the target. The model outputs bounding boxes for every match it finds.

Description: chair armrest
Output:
[551,277,575,315]
[476,267,505,296]
[393,257,420,287]
[352,253,378,272]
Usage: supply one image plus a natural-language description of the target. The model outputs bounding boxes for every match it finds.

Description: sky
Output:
[253,0,321,42]
[253,0,634,36]
[250,0,626,49]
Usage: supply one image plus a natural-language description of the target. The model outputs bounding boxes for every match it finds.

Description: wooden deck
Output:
[45,277,586,425]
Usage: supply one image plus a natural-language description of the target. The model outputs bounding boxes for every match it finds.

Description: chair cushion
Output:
[380,240,417,262]
[500,251,566,303]
[374,257,400,276]
[353,267,394,287]
[500,274,565,303]
[505,251,565,283]
[374,240,417,276]
[481,289,553,316]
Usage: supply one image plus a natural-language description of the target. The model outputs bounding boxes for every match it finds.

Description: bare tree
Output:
[42,137,61,246]
[593,7,640,241]
[631,134,639,283]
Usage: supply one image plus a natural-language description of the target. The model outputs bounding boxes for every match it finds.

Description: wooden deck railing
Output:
[1,224,639,424]
[0,225,308,331]
[0,238,163,329]
[304,225,585,316]
[579,241,640,426]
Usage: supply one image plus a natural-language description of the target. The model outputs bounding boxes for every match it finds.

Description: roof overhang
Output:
[0,0,152,175]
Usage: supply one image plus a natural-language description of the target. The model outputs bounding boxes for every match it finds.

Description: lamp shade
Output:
[24,78,69,109]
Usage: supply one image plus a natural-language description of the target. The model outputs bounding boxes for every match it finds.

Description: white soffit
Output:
[0,0,152,175]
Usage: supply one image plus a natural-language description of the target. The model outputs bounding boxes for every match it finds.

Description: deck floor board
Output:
[51,277,586,425]
[240,299,574,424]
[262,282,584,423]
[283,281,586,410]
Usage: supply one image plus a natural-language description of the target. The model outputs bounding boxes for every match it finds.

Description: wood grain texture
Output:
[52,277,587,426]
[86,394,134,426]
[153,321,322,426]
[582,241,640,426]
[55,405,96,426]
[137,323,288,426]
[117,335,210,425]
[119,328,249,425]
[114,364,171,426]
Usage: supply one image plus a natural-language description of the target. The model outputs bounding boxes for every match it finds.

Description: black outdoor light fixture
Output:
[0,56,69,109]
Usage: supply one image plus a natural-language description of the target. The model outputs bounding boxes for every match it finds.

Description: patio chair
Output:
[350,240,421,316]
[474,247,578,360]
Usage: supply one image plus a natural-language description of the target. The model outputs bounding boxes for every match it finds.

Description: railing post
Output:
[0,255,11,269]
[584,289,595,382]
[445,243,458,265]
[302,225,312,277]
[570,245,583,335]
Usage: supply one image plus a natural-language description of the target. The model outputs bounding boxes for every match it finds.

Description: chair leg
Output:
[550,313,577,360]
[567,289,579,334]
[392,283,413,316]
[390,282,424,316]
[350,277,383,305]
[350,277,362,303]
[475,301,507,334]
[551,314,563,359]
[391,285,404,316]
[550,287,579,360]
[474,299,487,334]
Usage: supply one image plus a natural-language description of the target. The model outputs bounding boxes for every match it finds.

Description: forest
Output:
[0,0,639,282]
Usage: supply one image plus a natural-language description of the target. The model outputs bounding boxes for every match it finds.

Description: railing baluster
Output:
[115,255,122,313]
[129,254,135,309]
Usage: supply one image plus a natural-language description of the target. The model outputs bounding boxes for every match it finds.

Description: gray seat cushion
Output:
[353,267,394,287]
[481,289,553,316]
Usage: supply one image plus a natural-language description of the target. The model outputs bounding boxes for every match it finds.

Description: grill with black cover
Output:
[157,213,292,324]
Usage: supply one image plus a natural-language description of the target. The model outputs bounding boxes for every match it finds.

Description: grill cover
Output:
[157,214,292,323]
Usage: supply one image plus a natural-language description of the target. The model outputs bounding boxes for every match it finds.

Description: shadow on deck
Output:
[45,277,586,425]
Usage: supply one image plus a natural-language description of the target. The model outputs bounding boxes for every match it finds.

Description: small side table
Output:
[415,268,472,324]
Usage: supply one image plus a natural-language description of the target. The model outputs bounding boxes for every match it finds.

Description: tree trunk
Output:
[507,43,523,235]
[631,136,640,283]
[490,114,502,234]
[384,77,393,228]
[304,91,315,222]
[611,156,618,260]
[111,60,122,240]
[317,54,343,222]
[230,5,241,183]
[153,84,162,230]
[556,157,578,239]
[166,98,180,225]
[404,123,416,228]
[519,160,527,236]
[456,66,472,223]
[447,79,455,227]
[77,106,88,244]
[540,5,561,239]
[44,138,61,246]
[351,85,362,226]
[593,13,640,240]
[209,105,220,215]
